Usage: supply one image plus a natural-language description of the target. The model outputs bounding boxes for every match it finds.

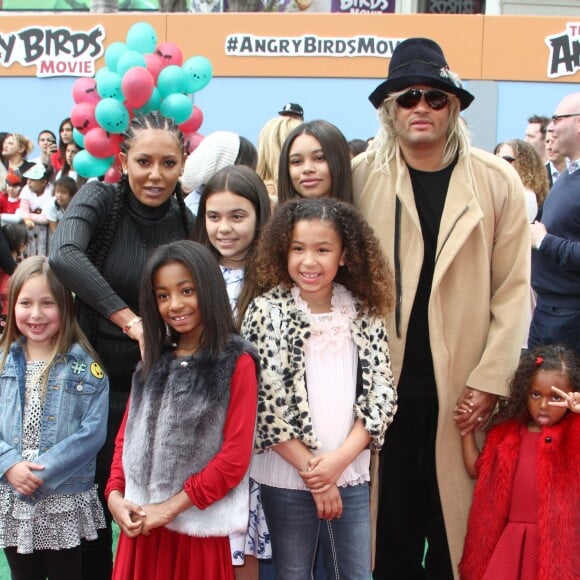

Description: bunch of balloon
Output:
[70,21,211,182]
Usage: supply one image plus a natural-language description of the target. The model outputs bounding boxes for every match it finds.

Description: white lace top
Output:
[251,284,370,490]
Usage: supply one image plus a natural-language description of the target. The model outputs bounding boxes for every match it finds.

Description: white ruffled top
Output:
[251,283,370,490]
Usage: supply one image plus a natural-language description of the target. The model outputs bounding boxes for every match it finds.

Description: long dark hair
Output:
[235,137,258,170]
[139,240,236,377]
[193,165,271,261]
[55,117,73,167]
[87,112,191,272]
[277,120,353,204]
[193,165,271,325]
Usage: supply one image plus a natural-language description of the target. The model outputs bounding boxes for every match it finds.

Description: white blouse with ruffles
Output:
[251,283,370,491]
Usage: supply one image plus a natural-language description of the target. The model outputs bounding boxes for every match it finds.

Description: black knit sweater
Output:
[49,180,193,391]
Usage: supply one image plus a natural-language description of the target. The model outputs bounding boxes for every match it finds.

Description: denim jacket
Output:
[0,339,109,503]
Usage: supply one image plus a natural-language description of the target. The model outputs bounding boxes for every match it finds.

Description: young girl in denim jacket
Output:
[0,255,109,579]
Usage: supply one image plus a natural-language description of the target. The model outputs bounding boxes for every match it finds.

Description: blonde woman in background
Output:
[496,138,549,348]
[255,116,301,207]
[496,139,549,222]
[1,133,34,178]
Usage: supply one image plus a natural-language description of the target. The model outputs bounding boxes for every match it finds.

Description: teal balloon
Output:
[95,67,113,84]
[105,42,127,72]
[126,22,157,54]
[73,150,114,179]
[73,128,85,148]
[157,65,189,99]
[182,56,213,94]
[95,98,130,134]
[96,69,123,101]
[135,87,161,116]
[116,50,146,78]
[160,93,193,124]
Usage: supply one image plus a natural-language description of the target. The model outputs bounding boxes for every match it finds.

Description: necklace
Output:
[174,343,199,354]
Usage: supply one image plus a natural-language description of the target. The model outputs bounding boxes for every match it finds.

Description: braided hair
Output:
[87,112,191,272]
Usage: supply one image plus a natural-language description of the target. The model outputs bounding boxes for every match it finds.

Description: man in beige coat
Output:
[352,38,530,579]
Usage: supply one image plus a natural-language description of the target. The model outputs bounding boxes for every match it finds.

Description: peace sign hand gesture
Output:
[549,386,580,413]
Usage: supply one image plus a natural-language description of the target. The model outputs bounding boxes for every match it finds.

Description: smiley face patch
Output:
[90,362,104,380]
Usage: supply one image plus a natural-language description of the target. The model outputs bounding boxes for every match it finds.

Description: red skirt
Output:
[112,526,234,580]
[482,427,540,580]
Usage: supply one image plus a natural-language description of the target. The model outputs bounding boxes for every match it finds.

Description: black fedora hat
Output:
[369,37,474,111]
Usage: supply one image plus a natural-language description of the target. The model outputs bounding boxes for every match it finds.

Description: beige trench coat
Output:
[353,148,531,577]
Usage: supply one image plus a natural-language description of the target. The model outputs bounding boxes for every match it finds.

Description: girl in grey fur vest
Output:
[106,241,259,580]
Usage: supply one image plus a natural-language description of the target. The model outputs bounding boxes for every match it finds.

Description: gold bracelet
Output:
[122,316,142,335]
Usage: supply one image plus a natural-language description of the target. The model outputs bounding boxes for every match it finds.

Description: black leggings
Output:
[4,546,82,580]
[81,389,129,580]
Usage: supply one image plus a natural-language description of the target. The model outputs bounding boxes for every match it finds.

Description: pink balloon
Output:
[155,42,183,67]
[183,131,204,155]
[144,53,164,84]
[104,164,122,184]
[179,106,203,134]
[122,67,154,109]
[71,101,99,135]
[72,77,100,105]
[84,127,121,158]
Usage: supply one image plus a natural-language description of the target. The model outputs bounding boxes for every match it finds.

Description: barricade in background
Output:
[25,224,52,258]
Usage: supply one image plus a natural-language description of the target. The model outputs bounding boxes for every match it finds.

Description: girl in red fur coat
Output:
[456,345,580,580]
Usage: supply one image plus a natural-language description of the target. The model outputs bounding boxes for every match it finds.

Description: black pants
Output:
[4,546,82,580]
[81,389,130,580]
[373,394,453,580]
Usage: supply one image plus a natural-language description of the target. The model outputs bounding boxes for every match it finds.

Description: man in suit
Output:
[530,93,580,352]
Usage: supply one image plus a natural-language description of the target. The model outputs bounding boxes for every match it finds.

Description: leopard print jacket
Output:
[241,284,397,453]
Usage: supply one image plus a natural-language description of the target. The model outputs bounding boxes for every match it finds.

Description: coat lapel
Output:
[433,163,484,290]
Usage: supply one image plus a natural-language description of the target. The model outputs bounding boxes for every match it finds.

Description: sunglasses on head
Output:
[396,89,450,111]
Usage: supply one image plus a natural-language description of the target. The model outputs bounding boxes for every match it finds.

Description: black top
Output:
[398,160,455,398]
[0,228,16,276]
[49,180,193,391]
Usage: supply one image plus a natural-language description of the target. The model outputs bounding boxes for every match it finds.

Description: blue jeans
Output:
[261,483,370,580]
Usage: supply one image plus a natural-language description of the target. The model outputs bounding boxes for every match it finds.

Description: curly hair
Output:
[506,139,549,208]
[364,88,470,173]
[277,120,353,204]
[489,344,580,428]
[87,112,191,272]
[250,198,394,318]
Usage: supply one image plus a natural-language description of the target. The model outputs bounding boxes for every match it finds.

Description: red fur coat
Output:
[459,413,580,580]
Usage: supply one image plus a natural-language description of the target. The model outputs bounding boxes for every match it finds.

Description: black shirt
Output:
[398,159,456,398]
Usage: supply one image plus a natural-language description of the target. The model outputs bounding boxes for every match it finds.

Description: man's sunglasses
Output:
[396,89,450,111]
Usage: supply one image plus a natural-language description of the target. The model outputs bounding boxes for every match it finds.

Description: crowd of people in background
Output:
[0,35,579,580]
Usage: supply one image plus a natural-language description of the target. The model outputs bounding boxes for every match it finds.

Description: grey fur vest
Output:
[123,335,259,537]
